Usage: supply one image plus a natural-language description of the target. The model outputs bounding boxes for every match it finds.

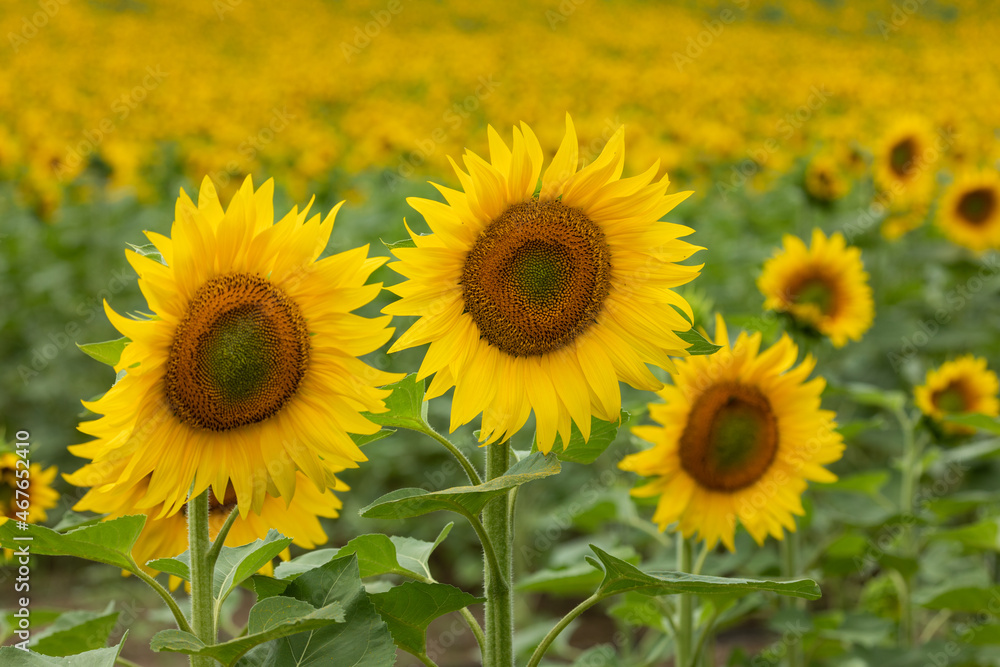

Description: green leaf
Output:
[363,374,427,431]
[126,242,165,264]
[928,519,1000,553]
[152,599,345,666]
[541,411,629,464]
[677,328,722,356]
[0,635,126,666]
[381,237,417,251]
[818,470,889,496]
[51,511,105,532]
[835,382,906,411]
[76,337,129,368]
[359,452,560,521]
[274,524,453,582]
[150,530,293,603]
[391,522,454,580]
[351,429,396,448]
[247,575,290,599]
[588,545,821,600]
[942,413,1000,435]
[236,555,396,667]
[922,586,1000,612]
[31,604,119,657]
[370,581,483,658]
[940,438,1000,464]
[0,515,145,570]
[517,547,638,596]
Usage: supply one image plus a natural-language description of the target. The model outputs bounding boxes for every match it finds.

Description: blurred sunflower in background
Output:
[619,314,843,551]
[873,116,938,209]
[71,460,343,589]
[384,115,702,452]
[0,451,58,526]
[758,228,874,348]
[68,176,400,518]
[936,170,1000,253]
[915,355,1000,435]
[803,153,849,204]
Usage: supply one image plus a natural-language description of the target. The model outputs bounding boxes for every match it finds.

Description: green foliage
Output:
[360,452,560,520]
[29,604,120,657]
[152,599,345,666]
[0,515,145,570]
[370,581,483,659]
[537,411,630,465]
[235,555,397,667]
[76,337,128,368]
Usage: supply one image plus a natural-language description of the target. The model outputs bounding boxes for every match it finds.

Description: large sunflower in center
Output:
[384,116,702,452]
[68,176,400,518]
[619,315,844,551]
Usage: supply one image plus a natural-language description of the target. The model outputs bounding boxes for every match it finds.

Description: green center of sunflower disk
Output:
[933,382,968,414]
[890,138,917,178]
[957,187,996,226]
[680,382,779,492]
[791,276,835,316]
[166,273,310,431]
[461,200,612,357]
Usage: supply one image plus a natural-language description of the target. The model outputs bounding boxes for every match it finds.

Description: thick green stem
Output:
[781,531,805,667]
[188,489,216,667]
[676,533,693,667]
[483,441,513,667]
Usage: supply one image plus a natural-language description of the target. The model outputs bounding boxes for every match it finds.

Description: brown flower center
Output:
[166,273,310,431]
[890,137,917,179]
[956,187,996,226]
[461,200,612,357]
[680,382,779,492]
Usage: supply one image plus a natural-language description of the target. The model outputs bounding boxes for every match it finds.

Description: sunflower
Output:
[915,356,1000,435]
[803,153,849,203]
[0,452,58,525]
[936,171,1000,253]
[72,457,343,589]
[758,228,874,348]
[383,115,702,452]
[67,176,399,518]
[872,116,938,209]
[619,314,843,551]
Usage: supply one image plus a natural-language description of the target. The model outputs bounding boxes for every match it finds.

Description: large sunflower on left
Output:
[383,115,702,452]
[69,176,399,518]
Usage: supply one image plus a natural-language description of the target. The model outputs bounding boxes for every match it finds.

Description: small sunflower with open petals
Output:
[936,171,1000,253]
[758,228,874,348]
[68,176,400,519]
[915,356,1000,435]
[620,315,844,551]
[384,115,702,452]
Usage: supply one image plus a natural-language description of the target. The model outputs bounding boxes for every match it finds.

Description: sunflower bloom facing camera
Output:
[68,176,400,518]
[915,356,1000,435]
[936,171,1000,253]
[384,115,702,453]
[620,315,844,551]
[758,228,874,348]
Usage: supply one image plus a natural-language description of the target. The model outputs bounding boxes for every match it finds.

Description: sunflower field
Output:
[3,0,1000,666]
